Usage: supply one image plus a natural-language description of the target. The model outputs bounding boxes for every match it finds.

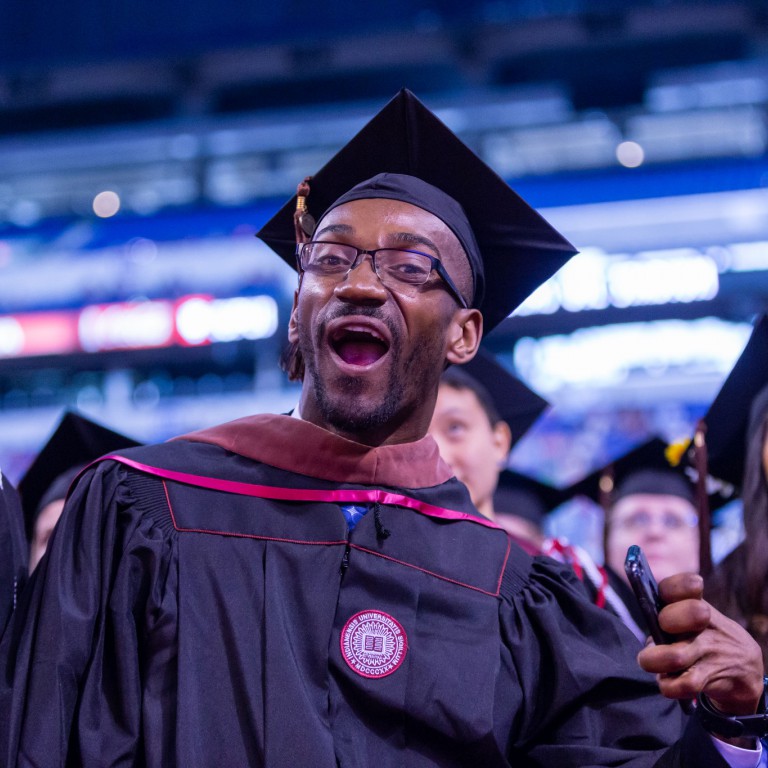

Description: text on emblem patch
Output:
[340,609,408,679]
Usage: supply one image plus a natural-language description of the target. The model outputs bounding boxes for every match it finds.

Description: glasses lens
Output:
[301,242,357,274]
[615,511,698,531]
[376,250,433,285]
[662,512,698,530]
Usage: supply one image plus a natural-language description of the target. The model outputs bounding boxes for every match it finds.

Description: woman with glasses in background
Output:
[571,437,700,640]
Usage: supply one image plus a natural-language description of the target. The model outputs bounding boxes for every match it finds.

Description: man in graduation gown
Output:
[0,471,26,637]
[1,90,766,768]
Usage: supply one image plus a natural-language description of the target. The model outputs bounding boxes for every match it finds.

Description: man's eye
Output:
[391,263,429,278]
[447,421,467,437]
[395,262,427,274]
[313,253,351,268]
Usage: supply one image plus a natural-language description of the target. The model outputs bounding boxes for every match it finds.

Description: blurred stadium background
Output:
[2,0,767,558]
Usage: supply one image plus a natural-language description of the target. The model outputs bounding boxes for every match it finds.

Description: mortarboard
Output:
[454,347,549,449]
[256,88,577,334]
[697,314,768,489]
[683,314,768,576]
[494,468,569,529]
[569,437,694,511]
[18,410,141,540]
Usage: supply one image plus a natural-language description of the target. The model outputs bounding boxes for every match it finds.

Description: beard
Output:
[297,304,441,436]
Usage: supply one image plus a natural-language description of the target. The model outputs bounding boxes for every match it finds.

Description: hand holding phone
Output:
[624,544,675,645]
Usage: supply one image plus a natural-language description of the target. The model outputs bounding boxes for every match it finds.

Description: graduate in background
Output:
[17,410,141,573]
[570,437,702,641]
[427,348,548,531]
[692,315,768,668]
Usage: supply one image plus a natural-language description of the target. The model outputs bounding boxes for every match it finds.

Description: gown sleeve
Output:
[0,475,27,637]
[0,460,178,767]
[497,553,731,767]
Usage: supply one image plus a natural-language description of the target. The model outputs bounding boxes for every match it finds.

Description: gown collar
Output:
[177,413,454,489]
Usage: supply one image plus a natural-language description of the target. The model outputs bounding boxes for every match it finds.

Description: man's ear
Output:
[287,289,300,343]
[445,308,483,366]
[492,419,513,464]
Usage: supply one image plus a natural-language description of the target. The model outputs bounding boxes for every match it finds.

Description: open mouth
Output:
[329,324,391,367]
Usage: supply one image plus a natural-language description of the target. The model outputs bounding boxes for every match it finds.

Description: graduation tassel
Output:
[693,420,713,579]
[280,177,316,383]
[373,503,391,541]
[598,466,615,513]
[599,465,615,560]
[294,177,316,249]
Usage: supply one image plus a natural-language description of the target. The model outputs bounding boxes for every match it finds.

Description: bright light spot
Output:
[515,248,719,317]
[557,250,610,312]
[0,317,24,357]
[608,253,719,307]
[616,141,644,168]
[93,191,121,218]
[79,302,174,351]
[176,295,279,345]
[513,281,561,317]
[175,298,211,345]
[727,241,768,271]
[514,318,751,394]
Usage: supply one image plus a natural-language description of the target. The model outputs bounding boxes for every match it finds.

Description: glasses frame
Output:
[610,510,699,533]
[296,240,469,309]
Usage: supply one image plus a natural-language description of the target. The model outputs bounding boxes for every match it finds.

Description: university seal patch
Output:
[340,609,407,679]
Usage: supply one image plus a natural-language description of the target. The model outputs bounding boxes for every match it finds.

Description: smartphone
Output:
[624,545,674,645]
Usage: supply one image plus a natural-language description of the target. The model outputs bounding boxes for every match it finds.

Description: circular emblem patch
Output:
[340,609,408,679]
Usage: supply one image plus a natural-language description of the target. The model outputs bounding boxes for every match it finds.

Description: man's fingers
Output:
[658,572,704,603]
[658,598,711,635]
[638,641,697,676]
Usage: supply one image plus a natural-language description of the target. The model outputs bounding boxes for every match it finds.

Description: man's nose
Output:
[334,254,388,303]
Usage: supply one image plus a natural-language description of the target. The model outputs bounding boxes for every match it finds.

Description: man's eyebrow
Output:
[315,223,354,238]
[390,232,441,257]
[313,226,441,258]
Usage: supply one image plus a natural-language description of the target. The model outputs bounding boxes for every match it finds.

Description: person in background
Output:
[428,349,548,528]
[0,472,26,636]
[570,437,702,639]
[430,360,645,634]
[18,410,141,572]
[1,90,765,767]
[693,314,768,668]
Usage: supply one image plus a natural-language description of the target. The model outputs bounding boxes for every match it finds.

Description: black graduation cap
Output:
[18,410,141,540]
[456,347,549,449]
[256,88,577,333]
[494,469,569,529]
[569,437,694,511]
[698,314,768,489]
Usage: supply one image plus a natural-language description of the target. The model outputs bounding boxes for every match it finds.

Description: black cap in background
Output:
[18,410,141,540]
[257,88,577,333]
[699,314,768,488]
[441,347,549,449]
[494,469,570,529]
[569,437,694,511]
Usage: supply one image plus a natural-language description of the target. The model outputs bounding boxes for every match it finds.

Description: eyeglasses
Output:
[611,511,699,532]
[296,240,468,308]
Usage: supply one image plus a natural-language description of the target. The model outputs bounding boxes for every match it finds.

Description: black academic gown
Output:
[0,415,729,766]
[0,473,27,638]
